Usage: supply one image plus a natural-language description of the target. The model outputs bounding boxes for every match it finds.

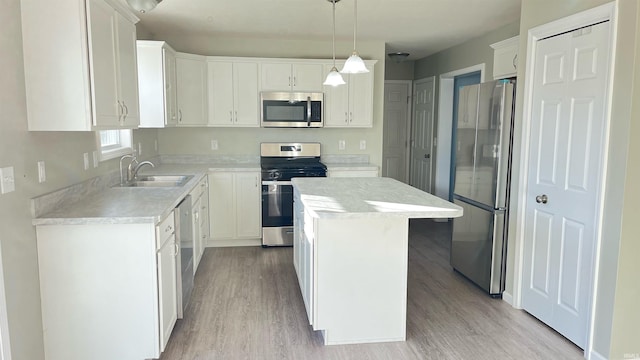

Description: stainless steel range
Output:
[261,142,327,246]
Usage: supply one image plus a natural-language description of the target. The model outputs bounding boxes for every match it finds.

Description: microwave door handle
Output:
[307,96,312,127]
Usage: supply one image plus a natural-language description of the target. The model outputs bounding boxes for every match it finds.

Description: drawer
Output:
[156,212,176,249]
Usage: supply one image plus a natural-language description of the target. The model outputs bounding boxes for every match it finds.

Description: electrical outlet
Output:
[37,161,46,183]
[92,151,99,168]
[211,140,219,150]
[359,140,366,150]
[138,142,142,156]
[0,166,15,194]
[83,152,89,170]
[338,140,346,150]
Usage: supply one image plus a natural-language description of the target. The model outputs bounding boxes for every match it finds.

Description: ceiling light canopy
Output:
[387,52,410,63]
[324,0,346,87]
[126,0,162,13]
[340,0,369,74]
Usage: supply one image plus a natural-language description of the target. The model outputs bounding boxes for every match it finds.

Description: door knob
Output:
[424,154,430,159]
[535,194,548,204]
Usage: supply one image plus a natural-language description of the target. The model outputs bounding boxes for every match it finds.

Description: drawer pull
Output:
[165,225,173,233]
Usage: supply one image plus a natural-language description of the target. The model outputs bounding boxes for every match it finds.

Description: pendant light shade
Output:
[340,0,369,74]
[324,66,346,86]
[324,0,346,87]
[126,0,162,13]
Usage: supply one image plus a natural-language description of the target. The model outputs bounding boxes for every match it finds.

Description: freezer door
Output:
[450,199,506,295]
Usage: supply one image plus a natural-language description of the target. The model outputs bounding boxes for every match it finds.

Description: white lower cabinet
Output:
[190,176,209,272]
[35,211,178,360]
[208,171,261,246]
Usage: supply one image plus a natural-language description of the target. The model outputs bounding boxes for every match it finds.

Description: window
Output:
[96,129,133,161]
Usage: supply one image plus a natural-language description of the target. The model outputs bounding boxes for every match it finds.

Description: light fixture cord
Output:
[332,0,337,65]
[352,0,357,51]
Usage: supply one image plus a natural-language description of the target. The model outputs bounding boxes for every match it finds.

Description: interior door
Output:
[382,81,411,182]
[409,77,435,193]
[521,21,611,348]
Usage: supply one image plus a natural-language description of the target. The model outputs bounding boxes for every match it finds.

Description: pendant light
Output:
[126,0,162,13]
[324,0,346,86]
[340,0,369,74]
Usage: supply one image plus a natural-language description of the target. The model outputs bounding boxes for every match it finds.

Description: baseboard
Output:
[588,349,607,360]
[502,291,514,306]
[207,239,261,247]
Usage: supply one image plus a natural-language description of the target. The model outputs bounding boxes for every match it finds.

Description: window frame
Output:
[96,129,133,161]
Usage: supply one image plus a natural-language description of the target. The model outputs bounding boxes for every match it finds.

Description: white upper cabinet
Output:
[208,59,260,127]
[137,41,178,128]
[261,62,324,92]
[176,53,208,126]
[21,0,139,131]
[324,61,376,128]
[490,36,519,80]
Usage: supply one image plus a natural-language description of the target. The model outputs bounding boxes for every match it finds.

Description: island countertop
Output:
[291,177,463,219]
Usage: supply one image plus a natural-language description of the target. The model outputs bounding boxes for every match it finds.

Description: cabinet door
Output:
[208,172,236,240]
[323,64,350,127]
[192,197,203,272]
[157,233,177,352]
[208,61,235,126]
[234,62,260,126]
[199,197,209,258]
[261,63,292,91]
[87,0,120,127]
[164,48,178,126]
[176,55,208,126]
[115,12,139,127]
[235,172,261,238]
[292,64,323,92]
[348,65,374,127]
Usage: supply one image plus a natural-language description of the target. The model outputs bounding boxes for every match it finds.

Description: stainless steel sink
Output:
[114,175,193,188]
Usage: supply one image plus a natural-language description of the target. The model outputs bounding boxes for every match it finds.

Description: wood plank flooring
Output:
[161,219,583,360]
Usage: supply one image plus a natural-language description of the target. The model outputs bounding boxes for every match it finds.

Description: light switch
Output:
[211,140,219,150]
[359,140,366,150]
[0,166,15,194]
[83,152,89,170]
[338,140,346,150]
[37,161,46,183]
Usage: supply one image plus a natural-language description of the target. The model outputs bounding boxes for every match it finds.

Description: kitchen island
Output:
[291,177,462,345]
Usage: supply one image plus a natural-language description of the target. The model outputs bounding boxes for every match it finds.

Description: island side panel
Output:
[36,223,159,360]
[314,216,409,345]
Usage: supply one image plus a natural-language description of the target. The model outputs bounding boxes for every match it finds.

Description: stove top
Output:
[260,142,326,181]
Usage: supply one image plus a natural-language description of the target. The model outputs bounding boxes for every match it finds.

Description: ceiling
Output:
[128,0,521,60]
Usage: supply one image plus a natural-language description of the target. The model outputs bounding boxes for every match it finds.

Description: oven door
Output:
[261,180,295,246]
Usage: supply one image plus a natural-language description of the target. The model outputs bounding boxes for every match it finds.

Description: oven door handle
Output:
[261,180,293,186]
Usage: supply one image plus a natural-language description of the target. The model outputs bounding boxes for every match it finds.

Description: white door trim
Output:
[385,80,413,181]
[0,243,12,360]
[434,64,485,200]
[511,2,617,358]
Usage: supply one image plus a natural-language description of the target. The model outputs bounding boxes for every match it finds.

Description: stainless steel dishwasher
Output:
[175,195,194,318]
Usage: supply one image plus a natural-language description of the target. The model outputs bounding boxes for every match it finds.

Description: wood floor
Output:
[161,219,584,360]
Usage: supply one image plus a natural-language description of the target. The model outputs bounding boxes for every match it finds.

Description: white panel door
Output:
[409,77,435,193]
[382,82,410,182]
[522,21,611,348]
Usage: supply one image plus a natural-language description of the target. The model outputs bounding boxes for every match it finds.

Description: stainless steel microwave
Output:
[260,92,323,128]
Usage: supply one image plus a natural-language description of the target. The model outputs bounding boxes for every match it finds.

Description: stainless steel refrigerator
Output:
[450,79,515,296]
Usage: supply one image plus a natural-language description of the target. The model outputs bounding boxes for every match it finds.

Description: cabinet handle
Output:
[513,54,518,70]
[117,101,124,124]
[229,111,233,123]
[123,101,129,119]
[235,111,238,123]
[165,225,173,233]
[344,112,348,123]
[288,76,291,87]
[349,112,353,123]
[173,242,179,257]
[178,109,183,123]
[293,76,297,87]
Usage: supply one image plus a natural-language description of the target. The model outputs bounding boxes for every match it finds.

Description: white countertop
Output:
[32,163,260,226]
[292,177,463,219]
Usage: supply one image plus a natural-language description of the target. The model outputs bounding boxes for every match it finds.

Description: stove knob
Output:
[269,170,281,180]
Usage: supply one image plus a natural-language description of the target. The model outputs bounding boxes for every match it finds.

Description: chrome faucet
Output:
[130,160,155,181]
[119,154,136,185]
